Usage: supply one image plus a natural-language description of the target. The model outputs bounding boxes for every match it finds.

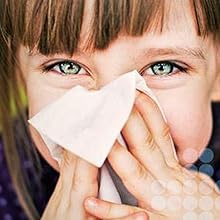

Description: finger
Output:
[60,150,98,190]
[113,212,149,220]
[108,141,157,202]
[60,150,98,203]
[62,151,98,218]
[59,150,78,194]
[84,197,148,219]
[121,107,172,181]
[42,151,98,220]
[135,93,179,167]
[74,156,98,190]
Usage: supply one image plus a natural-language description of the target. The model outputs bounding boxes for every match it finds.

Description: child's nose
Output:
[92,59,135,89]
[83,39,138,88]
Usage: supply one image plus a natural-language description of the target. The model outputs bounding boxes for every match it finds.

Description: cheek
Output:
[27,85,62,171]
[26,73,95,171]
[26,79,66,171]
[157,94,212,166]
[26,78,67,117]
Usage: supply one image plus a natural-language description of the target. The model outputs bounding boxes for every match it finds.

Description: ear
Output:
[210,47,220,102]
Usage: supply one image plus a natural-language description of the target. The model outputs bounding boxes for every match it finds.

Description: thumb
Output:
[84,197,148,219]
[117,212,149,220]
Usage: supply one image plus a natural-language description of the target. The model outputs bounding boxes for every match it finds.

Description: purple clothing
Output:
[0,102,220,219]
[0,137,58,219]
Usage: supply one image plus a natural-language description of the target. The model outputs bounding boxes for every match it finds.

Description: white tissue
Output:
[29,70,161,167]
[28,70,164,203]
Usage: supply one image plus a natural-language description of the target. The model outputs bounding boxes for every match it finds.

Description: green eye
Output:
[151,62,173,76]
[43,60,88,76]
[59,62,81,75]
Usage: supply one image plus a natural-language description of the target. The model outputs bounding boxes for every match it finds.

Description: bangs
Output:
[23,0,165,55]
[20,0,220,56]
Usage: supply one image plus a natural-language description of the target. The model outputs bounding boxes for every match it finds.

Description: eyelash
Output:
[42,60,87,75]
[140,61,188,77]
[42,60,188,77]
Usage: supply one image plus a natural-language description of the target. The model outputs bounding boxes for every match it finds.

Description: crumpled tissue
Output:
[28,70,164,204]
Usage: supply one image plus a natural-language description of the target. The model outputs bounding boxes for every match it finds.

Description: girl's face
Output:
[19,1,219,170]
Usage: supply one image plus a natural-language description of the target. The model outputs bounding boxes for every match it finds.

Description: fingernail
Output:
[85,198,98,209]
[133,212,147,220]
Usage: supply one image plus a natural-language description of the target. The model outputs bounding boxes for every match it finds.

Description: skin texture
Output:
[18,1,220,219]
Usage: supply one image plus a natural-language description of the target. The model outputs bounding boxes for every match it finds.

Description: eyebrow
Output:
[28,50,88,60]
[140,47,206,60]
[29,46,206,62]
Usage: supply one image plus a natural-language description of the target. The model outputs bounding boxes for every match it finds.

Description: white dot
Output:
[199,196,213,211]
[182,211,198,220]
[183,179,198,195]
[151,196,166,211]
[215,196,220,210]
[183,196,198,211]
[198,180,213,195]
[167,196,182,211]
[182,148,198,164]
[199,212,213,220]
[167,180,182,194]
[150,180,166,195]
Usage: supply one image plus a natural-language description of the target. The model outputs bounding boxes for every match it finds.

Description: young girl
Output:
[1,0,220,219]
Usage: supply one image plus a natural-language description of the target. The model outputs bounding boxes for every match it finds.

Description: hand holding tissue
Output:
[28,70,165,204]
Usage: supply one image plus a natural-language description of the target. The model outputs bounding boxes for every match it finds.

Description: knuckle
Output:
[62,151,77,168]
[136,165,148,182]
[161,124,171,141]
[105,203,113,218]
[121,164,147,188]
[169,161,181,170]
[144,95,158,112]
[72,176,97,193]
[72,177,82,191]
[72,174,88,191]
[144,132,156,151]
[139,93,156,106]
